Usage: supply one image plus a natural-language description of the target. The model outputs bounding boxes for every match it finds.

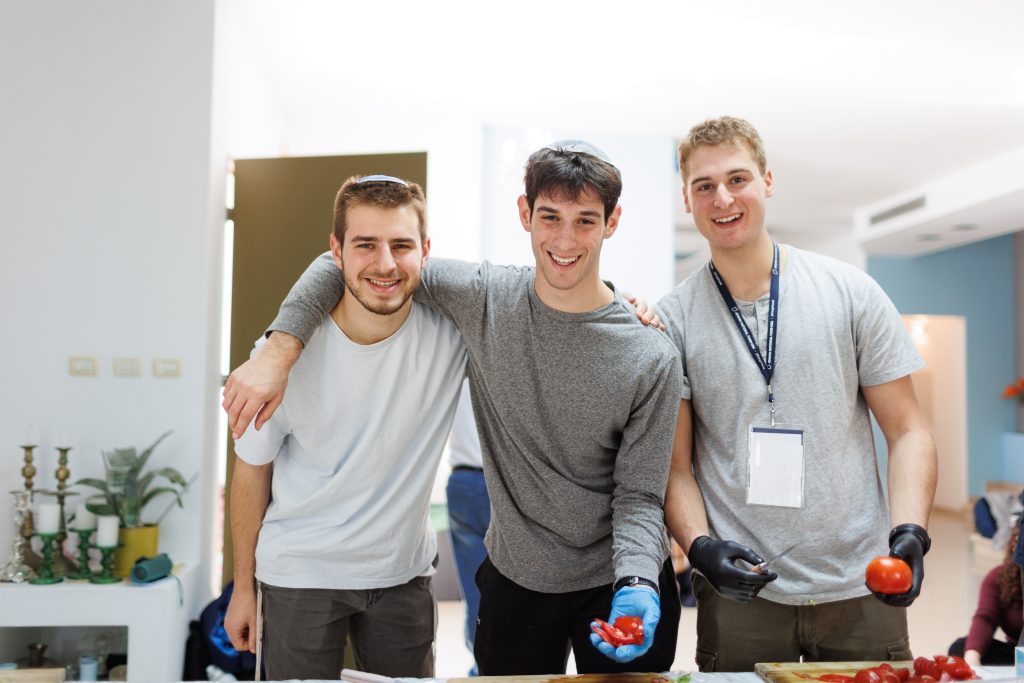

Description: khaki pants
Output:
[693,574,912,672]
[260,577,435,681]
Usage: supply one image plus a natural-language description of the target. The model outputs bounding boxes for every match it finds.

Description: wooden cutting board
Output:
[755,661,914,683]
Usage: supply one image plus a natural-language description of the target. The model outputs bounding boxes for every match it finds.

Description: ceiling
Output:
[219,0,1024,254]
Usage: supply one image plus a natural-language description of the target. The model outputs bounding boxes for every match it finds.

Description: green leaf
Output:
[134,430,173,478]
[136,471,157,496]
[153,466,188,488]
[73,478,110,495]
[84,496,116,517]
[141,486,184,509]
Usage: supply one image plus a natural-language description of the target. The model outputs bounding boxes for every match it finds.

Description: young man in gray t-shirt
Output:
[222,142,684,675]
[659,116,938,671]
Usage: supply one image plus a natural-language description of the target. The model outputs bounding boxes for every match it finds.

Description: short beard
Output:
[343,271,416,316]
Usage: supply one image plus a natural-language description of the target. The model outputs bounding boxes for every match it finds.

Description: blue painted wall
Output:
[868,234,1018,496]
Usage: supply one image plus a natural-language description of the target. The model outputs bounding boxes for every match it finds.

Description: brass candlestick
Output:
[49,446,79,577]
[18,444,41,571]
[0,490,37,582]
[20,443,37,491]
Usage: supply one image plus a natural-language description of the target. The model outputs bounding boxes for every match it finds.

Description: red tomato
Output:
[914,656,938,679]
[854,669,883,683]
[865,555,913,594]
[591,618,643,647]
[612,616,644,645]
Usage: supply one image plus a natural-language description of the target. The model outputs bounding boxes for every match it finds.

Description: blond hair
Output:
[678,116,767,181]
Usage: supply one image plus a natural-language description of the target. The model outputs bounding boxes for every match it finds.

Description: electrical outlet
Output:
[69,356,98,377]
[112,357,141,377]
[152,357,181,377]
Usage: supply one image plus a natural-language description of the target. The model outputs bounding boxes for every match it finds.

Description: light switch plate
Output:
[153,357,182,377]
[69,356,98,377]
[113,357,142,377]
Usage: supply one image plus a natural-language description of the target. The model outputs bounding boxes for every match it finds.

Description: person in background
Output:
[1014,488,1024,649]
[445,379,490,676]
[660,116,938,671]
[949,521,1023,665]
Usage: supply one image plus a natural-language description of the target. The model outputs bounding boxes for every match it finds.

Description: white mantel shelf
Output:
[0,564,198,682]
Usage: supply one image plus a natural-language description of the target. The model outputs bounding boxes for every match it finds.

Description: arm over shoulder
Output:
[269,252,344,345]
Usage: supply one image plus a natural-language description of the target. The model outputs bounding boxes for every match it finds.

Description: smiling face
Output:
[330,203,428,318]
[683,142,774,256]
[519,189,620,306]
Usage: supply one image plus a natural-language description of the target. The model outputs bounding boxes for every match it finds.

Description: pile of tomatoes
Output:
[909,655,977,681]
[797,656,977,683]
[590,616,645,647]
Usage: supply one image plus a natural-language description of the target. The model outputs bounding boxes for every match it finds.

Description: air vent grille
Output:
[869,196,926,225]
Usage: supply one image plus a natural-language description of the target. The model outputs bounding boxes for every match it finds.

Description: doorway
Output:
[903,315,967,512]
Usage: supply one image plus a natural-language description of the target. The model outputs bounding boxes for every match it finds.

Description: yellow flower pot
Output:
[114,525,159,577]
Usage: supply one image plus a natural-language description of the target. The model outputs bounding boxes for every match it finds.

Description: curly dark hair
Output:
[999,522,1023,607]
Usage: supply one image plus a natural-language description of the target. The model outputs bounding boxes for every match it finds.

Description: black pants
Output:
[473,556,680,674]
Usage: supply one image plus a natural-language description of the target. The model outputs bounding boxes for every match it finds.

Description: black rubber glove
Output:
[687,535,777,603]
[871,523,930,607]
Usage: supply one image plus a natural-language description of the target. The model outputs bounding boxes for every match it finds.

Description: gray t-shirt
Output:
[658,246,923,605]
[270,255,684,593]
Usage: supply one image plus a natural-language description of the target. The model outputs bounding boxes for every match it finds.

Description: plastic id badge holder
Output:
[746,425,805,508]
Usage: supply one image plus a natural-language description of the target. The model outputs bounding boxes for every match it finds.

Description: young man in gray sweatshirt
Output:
[222,141,683,674]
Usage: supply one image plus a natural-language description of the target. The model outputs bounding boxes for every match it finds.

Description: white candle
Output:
[23,425,38,446]
[96,515,120,547]
[57,432,71,449]
[75,503,97,530]
[36,503,61,534]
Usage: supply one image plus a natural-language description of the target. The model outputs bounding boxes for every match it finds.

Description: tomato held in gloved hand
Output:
[589,585,659,663]
[865,555,913,594]
[590,616,644,646]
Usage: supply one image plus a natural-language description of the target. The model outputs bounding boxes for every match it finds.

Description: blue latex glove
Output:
[589,585,660,663]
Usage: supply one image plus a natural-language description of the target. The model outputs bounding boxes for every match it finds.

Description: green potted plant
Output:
[75,430,196,576]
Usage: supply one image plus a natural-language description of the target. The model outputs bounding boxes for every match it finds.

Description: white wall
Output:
[222,54,486,265]
[803,229,868,271]
[0,1,222,614]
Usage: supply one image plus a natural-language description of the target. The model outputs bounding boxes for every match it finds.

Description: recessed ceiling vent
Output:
[868,195,926,226]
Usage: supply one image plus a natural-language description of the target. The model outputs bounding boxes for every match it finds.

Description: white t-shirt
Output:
[235,303,467,590]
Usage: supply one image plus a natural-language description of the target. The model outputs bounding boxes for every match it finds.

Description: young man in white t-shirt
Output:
[223,175,467,680]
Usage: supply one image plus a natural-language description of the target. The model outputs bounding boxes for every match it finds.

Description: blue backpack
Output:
[199,581,258,676]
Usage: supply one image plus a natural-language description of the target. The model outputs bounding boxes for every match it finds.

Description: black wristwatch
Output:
[613,575,659,595]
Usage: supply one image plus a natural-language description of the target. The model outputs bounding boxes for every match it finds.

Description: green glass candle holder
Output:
[89,545,121,584]
[70,528,95,580]
[29,532,63,584]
